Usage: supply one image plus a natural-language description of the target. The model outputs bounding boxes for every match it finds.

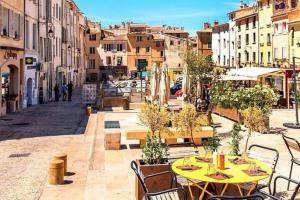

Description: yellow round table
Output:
[172,155,272,199]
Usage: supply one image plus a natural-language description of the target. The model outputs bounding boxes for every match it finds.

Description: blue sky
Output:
[74,0,251,36]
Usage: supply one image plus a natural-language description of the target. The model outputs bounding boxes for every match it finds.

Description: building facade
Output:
[234,4,259,68]
[99,34,128,80]
[197,23,213,56]
[0,0,25,116]
[258,0,273,67]
[272,0,289,68]
[212,22,230,68]
[85,21,101,82]
[24,0,39,107]
[127,23,164,77]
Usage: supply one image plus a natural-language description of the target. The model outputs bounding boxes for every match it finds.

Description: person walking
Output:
[67,81,73,101]
[54,84,60,102]
[62,83,67,101]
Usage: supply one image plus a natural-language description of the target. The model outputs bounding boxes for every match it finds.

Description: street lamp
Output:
[283,56,300,129]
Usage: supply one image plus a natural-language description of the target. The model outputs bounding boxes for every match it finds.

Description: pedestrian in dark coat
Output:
[54,84,60,102]
[67,82,73,101]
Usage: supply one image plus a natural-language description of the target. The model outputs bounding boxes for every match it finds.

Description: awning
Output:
[221,67,282,81]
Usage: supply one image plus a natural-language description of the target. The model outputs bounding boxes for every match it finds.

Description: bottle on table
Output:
[219,151,225,170]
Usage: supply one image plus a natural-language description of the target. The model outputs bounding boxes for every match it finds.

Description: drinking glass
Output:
[183,157,191,166]
[248,161,257,173]
[206,150,213,160]
[207,163,216,175]
[242,152,248,161]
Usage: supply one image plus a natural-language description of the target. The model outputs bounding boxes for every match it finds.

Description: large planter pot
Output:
[213,106,243,123]
[135,160,171,200]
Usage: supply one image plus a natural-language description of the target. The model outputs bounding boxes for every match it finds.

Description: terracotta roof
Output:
[163,29,188,34]
[102,35,127,41]
[128,23,149,28]
[152,34,164,41]
[148,26,163,32]
[197,28,212,33]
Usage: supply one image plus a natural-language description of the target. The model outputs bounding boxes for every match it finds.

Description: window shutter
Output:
[9,9,14,37]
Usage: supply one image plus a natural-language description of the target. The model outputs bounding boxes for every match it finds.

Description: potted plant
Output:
[203,136,221,152]
[135,103,171,200]
[228,123,242,156]
[241,106,264,152]
[172,103,208,145]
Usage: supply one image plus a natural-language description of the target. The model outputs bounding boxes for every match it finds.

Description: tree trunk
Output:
[244,129,251,152]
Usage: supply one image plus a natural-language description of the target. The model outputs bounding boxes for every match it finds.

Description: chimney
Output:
[214,21,219,26]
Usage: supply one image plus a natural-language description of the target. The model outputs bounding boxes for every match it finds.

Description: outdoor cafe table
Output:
[171,155,272,199]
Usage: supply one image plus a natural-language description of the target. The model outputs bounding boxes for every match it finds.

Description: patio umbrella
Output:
[182,64,189,95]
[159,63,170,105]
[150,63,159,101]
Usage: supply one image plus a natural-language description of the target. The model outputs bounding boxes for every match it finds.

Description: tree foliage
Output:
[142,134,168,165]
[229,123,242,156]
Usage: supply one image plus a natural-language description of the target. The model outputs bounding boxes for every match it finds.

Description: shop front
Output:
[24,55,39,107]
[0,47,24,116]
[284,68,300,108]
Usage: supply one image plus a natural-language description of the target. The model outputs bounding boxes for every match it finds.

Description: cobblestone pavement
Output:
[0,89,86,200]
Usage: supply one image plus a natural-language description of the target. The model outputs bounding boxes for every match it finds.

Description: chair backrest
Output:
[207,194,265,200]
[282,134,300,159]
[130,160,148,194]
[146,188,187,200]
[247,144,279,188]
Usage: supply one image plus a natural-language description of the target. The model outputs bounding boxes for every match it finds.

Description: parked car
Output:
[170,83,182,95]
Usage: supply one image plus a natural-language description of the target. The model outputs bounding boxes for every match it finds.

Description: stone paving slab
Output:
[0,89,86,200]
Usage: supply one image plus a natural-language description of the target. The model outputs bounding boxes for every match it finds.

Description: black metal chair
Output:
[130,160,188,200]
[240,144,279,194]
[259,175,300,200]
[282,134,300,190]
[207,194,265,200]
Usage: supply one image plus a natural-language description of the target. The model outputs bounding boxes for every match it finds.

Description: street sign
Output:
[25,57,34,65]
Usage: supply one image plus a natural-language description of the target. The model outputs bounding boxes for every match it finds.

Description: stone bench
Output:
[104,129,121,150]
[125,127,214,147]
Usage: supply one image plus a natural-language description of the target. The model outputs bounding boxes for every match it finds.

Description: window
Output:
[253,52,256,62]
[104,44,113,51]
[1,6,9,36]
[274,48,278,59]
[223,39,226,48]
[260,52,263,64]
[136,47,140,53]
[89,34,96,41]
[267,33,271,45]
[156,41,161,47]
[246,18,249,29]
[246,34,249,45]
[268,52,271,63]
[106,56,112,65]
[90,47,95,54]
[232,41,234,50]
[146,46,150,53]
[160,51,164,57]
[253,16,256,28]
[170,40,174,46]
[33,23,37,49]
[267,0,270,7]
[117,44,123,51]
[282,47,287,59]
[223,56,226,66]
[253,33,256,44]
[238,22,241,31]
[246,51,249,62]
[208,42,212,49]
[136,36,143,42]
[260,34,264,44]
[25,20,29,49]
[117,56,123,65]
[88,59,95,69]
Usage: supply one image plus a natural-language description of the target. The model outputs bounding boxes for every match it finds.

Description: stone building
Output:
[24,0,39,107]
[127,23,164,77]
[85,20,102,82]
[0,0,25,116]
[232,4,259,68]
[212,22,230,68]
[197,22,213,57]
[258,0,274,67]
